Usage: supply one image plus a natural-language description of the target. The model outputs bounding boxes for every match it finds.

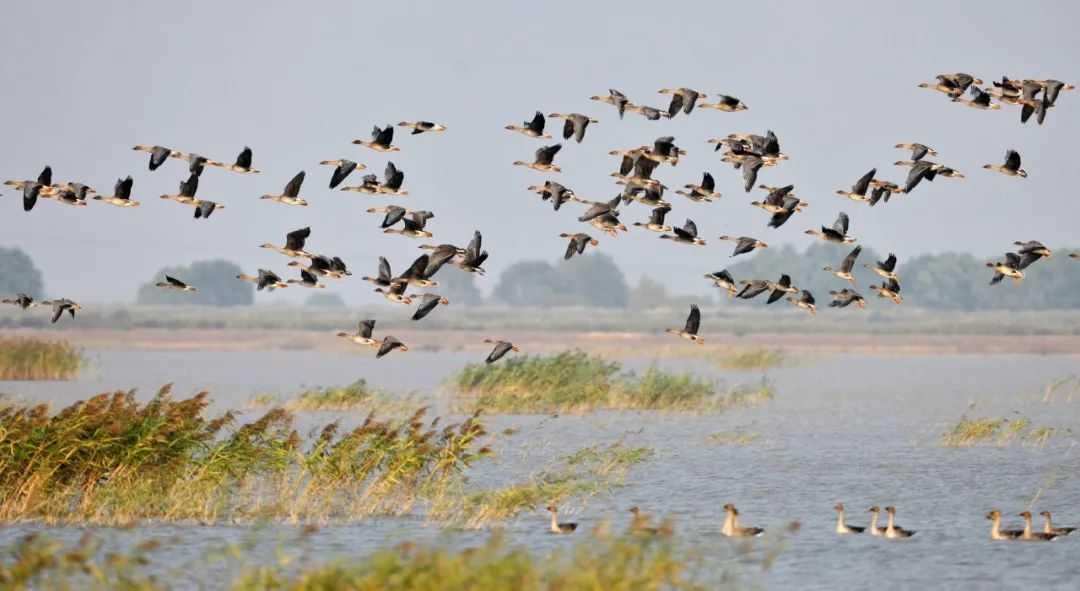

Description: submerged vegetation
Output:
[0,336,84,380]
[701,428,763,447]
[939,412,1062,448]
[1041,376,1079,404]
[279,379,421,412]
[449,350,775,413]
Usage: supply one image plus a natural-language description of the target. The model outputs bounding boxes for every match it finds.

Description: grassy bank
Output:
[0,336,84,380]
[449,351,774,413]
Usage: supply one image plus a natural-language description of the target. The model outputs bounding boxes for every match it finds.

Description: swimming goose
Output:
[719,235,768,257]
[1039,511,1075,536]
[883,506,915,538]
[824,246,862,285]
[865,253,900,281]
[261,227,312,258]
[659,87,705,116]
[628,506,660,536]
[394,254,439,288]
[454,231,489,275]
[722,504,764,537]
[377,335,408,358]
[737,280,771,300]
[398,120,446,134]
[986,510,1023,540]
[92,176,140,207]
[589,89,631,118]
[384,211,434,238]
[834,504,865,534]
[484,339,519,363]
[704,270,738,298]
[288,269,326,289]
[352,124,399,151]
[561,232,599,260]
[983,150,1027,178]
[987,253,1024,285]
[338,319,379,348]
[236,269,288,291]
[42,298,81,324]
[699,94,748,112]
[665,304,704,345]
[660,219,706,246]
[952,86,1000,110]
[895,143,937,161]
[411,293,449,321]
[361,257,397,288]
[319,159,366,189]
[548,113,598,143]
[836,169,876,203]
[829,288,867,309]
[514,144,562,173]
[155,275,196,292]
[786,290,817,314]
[132,145,182,171]
[2,293,36,309]
[805,212,856,244]
[677,172,722,202]
[506,111,550,138]
[547,505,578,534]
[261,171,307,206]
[1019,511,1058,541]
[633,206,672,233]
[867,507,887,536]
[627,104,671,120]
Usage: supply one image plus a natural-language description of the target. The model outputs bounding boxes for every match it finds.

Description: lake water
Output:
[2,349,1079,589]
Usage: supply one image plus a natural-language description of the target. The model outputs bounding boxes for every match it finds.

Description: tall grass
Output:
[0,336,84,380]
[717,349,789,370]
[449,351,776,413]
[939,413,1062,448]
[279,379,422,412]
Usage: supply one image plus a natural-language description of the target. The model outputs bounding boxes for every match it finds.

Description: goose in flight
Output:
[549,113,598,143]
[739,155,765,193]
[374,278,411,304]
[900,160,942,193]
[829,288,867,309]
[589,89,631,119]
[805,212,856,244]
[786,290,817,314]
[514,144,563,173]
[394,254,439,288]
[289,255,346,279]
[952,86,1000,110]
[367,205,416,229]
[377,335,408,358]
[236,269,288,291]
[338,319,379,348]
[261,227,312,258]
[384,211,434,238]
[505,111,550,138]
[627,104,671,120]
[895,143,937,161]
[578,195,621,223]
[211,146,258,174]
[42,298,81,323]
[750,184,797,214]
[836,168,876,203]
[660,219,706,246]
[2,293,37,309]
[454,231,489,275]
[194,200,223,219]
[824,245,862,285]
[261,171,308,206]
[528,180,580,210]
[766,195,802,229]
[983,150,1027,178]
[155,275,196,292]
[288,268,325,289]
[378,162,407,195]
[737,279,771,300]
[868,180,901,205]
[865,253,900,281]
[93,176,140,207]
[362,257,397,288]
[870,278,903,304]
[176,152,224,176]
[319,159,366,189]
[560,232,599,260]
[44,186,90,208]
[665,304,704,345]
[633,205,672,233]
[484,339,519,363]
[919,73,982,97]
[398,120,446,134]
[677,172,721,202]
[699,94,748,112]
[352,124,399,151]
[132,145,181,171]
[160,173,201,205]
[1014,240,1052,262]
[704,270,738,298]
[986,252,1024,285]
[418,243,462,277]
[411,293,449,321]
[719,235,768,257]
[659,87,705,116]
[765,274,799,305]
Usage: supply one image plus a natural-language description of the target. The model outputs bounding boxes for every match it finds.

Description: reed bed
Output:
[716,349,789,370]
[939,413,1062,448]
[275,379,422,412]
[0,385,496,524]
[449,351,775,413]
[0,336,84,380]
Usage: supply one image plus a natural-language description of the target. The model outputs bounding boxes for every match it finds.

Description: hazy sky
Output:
[2,0,1078,303]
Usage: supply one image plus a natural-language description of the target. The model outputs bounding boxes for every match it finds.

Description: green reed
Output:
[939,413,1062,448]
[0,336,84,380]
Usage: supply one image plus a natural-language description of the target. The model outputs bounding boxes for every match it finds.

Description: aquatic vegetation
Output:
[717,349,789,370]
[282,379,422,412]
[701,428,763,447]
[449,351,775,413]
[0,336,84,380]
[1041,376,1079,404]
[939,413,1062,448]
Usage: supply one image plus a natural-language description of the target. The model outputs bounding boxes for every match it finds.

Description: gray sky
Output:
[2,0,1078,303]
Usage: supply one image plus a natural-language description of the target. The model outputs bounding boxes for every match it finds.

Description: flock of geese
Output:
[544,502,1075,542]
[3,73,1079,359]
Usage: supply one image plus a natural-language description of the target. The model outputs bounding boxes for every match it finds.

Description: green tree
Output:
[492,261,573,306]
[136,259,253,307]
[436,269,484,306]
[492,253,630,308]
[0,247,44,297]
[558,252,629,308]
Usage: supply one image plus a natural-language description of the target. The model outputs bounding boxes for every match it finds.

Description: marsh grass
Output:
[0,336,84,380]
[940,413,1063,448]
[0,385,496,524]
[449,351,775,413]
[1041,376,1079,404]
[701,428,762,447]
[281,379,422,412]
[716,349,789,370]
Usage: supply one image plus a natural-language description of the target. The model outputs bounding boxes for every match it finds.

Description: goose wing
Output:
[832,212,850,235]
[486,342,513,364]
[300,268,318,284]
[649,205,671,225]
[911,144,928,161]
[742,156,763,193]
[381,206,407,228]
[377,256,392,283]
[235,146,253,169]
[329,160,356,189]
[527,111,545,133]
[377,336,403,358]
[358,319,375,339]
[666,94,684,118]
[881,253,897,272]
[840,246,862,273]
[114,176,134,199]
[535,144,562,165]
[165,275,187,288]
[374,124,394,146]
[384,162,404,190]
[149,147,171,171]
[180,173,199,197]
[285,227,311,251]
[1004,150,1021,171]
[684,304,701,334]
[853,168,876,195]
[283,171,305,197]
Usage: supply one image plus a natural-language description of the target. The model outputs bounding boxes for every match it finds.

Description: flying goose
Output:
[578,195,621,223]
[513,144,563,173]
[362,257,397,288]
[766,274,799,304]
[3,165,54,191]
[397,120,446,134]
[952,86,1000,110]
[377,161,408,195]
[384,211,434,238]
[339,173,381,194]
[868,180,901,205]
[665,304,704,345]
[895,143,937,161]
[786,290,817,314]
[2,293,36,309]
[1015,240,1051,261]
[836,168,876,203]
[987,252,1024,285]
[132,145,181,171]
[160,173,201,205]
[44,186,89,207]
[750,184,797,214]
[338,319,379,348]
[704,270,738,298]
[657,219,703,246]
[549,112,598,143]
[676,172,722,202]
[505,111,550,138]
[155,275,196,292]
[287,269,326,289]
[627,104,671,120]
[983,150,1027,177]
[411,293,449,321]
[901,160,942,193]
[1071,253,1080,261]
[454,231,488,274]
[236,269,288,291]
[418,243,462,277]
[374,276,410,303]
[261,171,307,206]
[193,200,223,219]
[824,245,862,285]
[92,176,140,207]
[288,255,345,279]
[528,180,580,210]
[589,89,631,118]
[42,298,81,324]
[721,504,764,537]
[484,339,519,363]
[699,94,748,112]
[620,186,670,209]
[865,253,900,281]
[828,288,867,309]
[394,254,439,288]
[737,279,771,300]
[560,233,598,260]
[546,505,578,534]
[805,212,856,244]
[719,235,768,257]
[352,124,399,151]
[870,278,903,304]
[208,146,258,174]
[319,159,366,189]
[633,206,672,233]
[919,73,982,97]
[659,87,705,116]
[1039,511,1076,536]
[739,155,765,193]
[261,227,312,258]
[377,335,408,358]
[366,206,415,229]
